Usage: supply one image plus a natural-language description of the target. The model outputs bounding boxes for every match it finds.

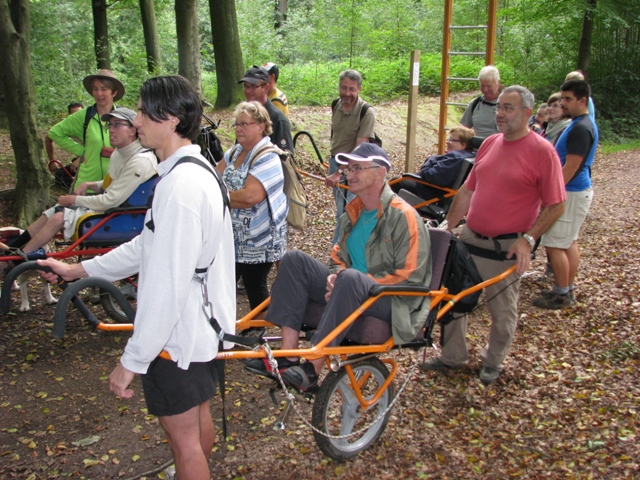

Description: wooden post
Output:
[486,0,498,66]
[438,0,453,155]
[405,50,420,173]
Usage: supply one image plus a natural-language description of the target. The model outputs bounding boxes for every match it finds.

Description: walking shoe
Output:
[539,287,575,302]
[479,366,501,385]
[533,292,572,309]
[243,357,300,379]
[419,357,460,372]
[280,362,319,393]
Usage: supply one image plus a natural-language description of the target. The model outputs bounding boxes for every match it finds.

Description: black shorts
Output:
[141,357,220,417]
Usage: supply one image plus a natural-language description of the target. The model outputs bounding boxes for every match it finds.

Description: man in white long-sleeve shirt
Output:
[12,107,157,255]
[39,76,236,480]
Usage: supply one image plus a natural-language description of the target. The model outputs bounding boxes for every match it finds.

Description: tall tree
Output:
[275,0,288,30]
[139,0,161,73]
[176,0,202,98]
[0,0,50,225]
[209,0,245,108]
[92,0,110,69]
[576,0,597,74]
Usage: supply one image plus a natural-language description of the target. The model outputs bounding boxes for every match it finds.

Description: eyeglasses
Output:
[243,83,267,90]
[232,122,258,129]
[446,138,462,143]
[106,122,131,129]
[344,165,380,175]
[495,104,524,113]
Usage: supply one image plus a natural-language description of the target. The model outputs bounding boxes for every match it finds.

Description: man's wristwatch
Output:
[523,234,535,249]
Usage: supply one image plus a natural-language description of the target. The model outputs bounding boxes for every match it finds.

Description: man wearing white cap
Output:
[7,107,157,256]
[244,143,432,392]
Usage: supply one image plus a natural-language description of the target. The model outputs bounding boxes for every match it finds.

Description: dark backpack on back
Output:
[331,98,382,147]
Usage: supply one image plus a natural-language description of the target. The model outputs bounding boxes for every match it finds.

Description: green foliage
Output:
[17,0,640,140]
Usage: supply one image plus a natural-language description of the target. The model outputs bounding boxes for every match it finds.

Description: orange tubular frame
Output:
[387,176,458,210]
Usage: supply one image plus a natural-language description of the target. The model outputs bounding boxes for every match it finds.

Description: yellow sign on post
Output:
[405,50,420,174]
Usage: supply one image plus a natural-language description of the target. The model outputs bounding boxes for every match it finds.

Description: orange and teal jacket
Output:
[331,184,432,343]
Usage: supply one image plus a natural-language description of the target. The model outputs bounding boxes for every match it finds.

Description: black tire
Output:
[99,279,137,323]
[311,357,394,461]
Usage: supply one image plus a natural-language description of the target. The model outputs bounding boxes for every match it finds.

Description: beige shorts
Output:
[43,205,94,240]
[541,188,593,249]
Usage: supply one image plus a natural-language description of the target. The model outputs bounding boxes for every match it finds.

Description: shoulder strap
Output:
[331,98,339,113]
[470,96,483,114]
[169,156,230,217]
[83,104,98,144]
[360,102,370,121]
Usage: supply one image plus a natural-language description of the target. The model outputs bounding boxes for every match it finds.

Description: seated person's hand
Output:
[324,273,337,302]
[101,147,115,158]
[74,182,89,196]
[57,195,76,207]
[70,158,80,173]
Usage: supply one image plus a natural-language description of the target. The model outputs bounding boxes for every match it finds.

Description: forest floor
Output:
[0,99,639,479]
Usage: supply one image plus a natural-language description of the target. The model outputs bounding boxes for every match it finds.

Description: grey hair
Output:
[339,69,363,88]
[478,66,500,83]
[501,85,535,109]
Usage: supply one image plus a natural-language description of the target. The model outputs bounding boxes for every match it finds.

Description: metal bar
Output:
[449,51,487,56]
[449,25,487,30]
[447,77,479,82]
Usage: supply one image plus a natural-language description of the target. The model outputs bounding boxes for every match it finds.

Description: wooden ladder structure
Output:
[437,0,498,154]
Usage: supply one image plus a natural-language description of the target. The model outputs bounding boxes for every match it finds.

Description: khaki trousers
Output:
[439,226,521,370]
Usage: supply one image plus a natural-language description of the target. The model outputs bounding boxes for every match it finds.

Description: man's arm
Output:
[507,201,565,274]
[73,153,157,211]
[562,153,586,185]
[444,184,473,231]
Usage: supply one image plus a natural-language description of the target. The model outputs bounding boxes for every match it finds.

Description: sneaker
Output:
[419,357,460,372]
[479,366,500,385]
[533,292,572,309]
[280,362,319,393]
[243,357,300,379]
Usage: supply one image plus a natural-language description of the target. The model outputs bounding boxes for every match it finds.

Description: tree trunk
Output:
[139,0,161,73]
[209,0,245,108]
[0,88,9,130]
[275,0,288,30]
[576,0,596,75]
[176,0,202,99]
[0,0,51,226]
[92,0,110,69]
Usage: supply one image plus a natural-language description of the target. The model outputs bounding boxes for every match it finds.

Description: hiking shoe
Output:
[533,292,572,309]
[243,357,300,379]
[479,366,501,385]
[280,362,319,393]
[419,357,460,372]
[540,288,574,302]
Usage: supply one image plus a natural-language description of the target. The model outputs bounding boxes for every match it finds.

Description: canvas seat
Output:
[72,175,159,246]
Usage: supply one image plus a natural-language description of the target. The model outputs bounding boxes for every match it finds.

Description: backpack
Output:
[439,235,483,324]
[245,145,308,231]
[198,114,225,166]
[331,99,382,147]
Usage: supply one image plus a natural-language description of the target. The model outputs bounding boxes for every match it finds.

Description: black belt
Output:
[470,229,520,240]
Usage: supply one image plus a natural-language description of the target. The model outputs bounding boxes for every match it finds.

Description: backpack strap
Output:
[82,104,98,144]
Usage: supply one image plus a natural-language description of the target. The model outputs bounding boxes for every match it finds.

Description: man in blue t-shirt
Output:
[534,80,598,309]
